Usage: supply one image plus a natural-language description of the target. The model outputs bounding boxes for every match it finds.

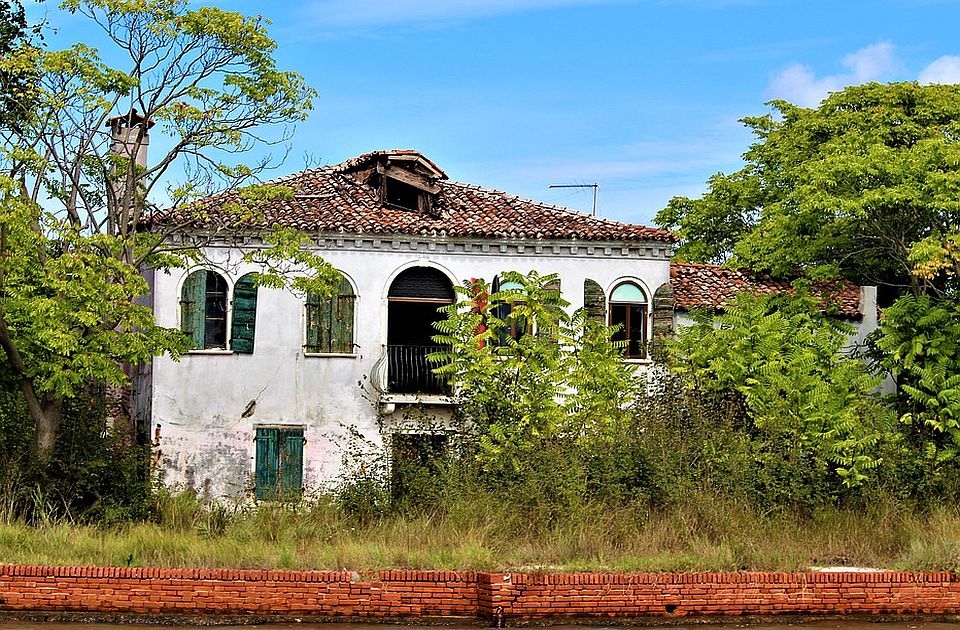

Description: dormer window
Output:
[339,150,446,217]
[385,176,425,212]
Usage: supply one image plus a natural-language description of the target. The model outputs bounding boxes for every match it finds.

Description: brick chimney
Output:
[105,109,154,216]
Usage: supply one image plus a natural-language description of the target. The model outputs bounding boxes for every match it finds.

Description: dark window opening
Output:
[491,277,526,345]
[387,267,454,394]
[610,303,646,359]
[204,273,228,348]
[385,177,423,212]
[609,281,648,359]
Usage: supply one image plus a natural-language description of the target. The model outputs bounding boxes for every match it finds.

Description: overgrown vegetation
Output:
[4,270,960,572]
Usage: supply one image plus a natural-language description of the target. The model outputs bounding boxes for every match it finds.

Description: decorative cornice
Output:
[171,231,673,261]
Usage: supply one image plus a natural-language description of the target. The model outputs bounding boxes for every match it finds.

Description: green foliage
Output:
[874,294,960,459]
[0,370,153,524]
[0,190,192,400]
[657,82,960,296]
[0,0,330,457]
[430,271,639,483]
[670,289,893,486]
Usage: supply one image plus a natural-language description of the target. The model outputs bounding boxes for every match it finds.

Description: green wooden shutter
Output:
[279,429,304,494]
[541,278,562,341]
[305,293,320,352]
[317,293,333,352]
[332,276,355,353]
[230,273,258,354]
[180,271,207,349]
[255,428,278,500]
[583,278,605,322]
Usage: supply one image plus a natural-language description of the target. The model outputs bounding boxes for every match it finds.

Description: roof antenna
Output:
[548,183,599,216]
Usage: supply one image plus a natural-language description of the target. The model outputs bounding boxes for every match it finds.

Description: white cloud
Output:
[919,55,960,84]
[767,42,896,107]
[302,0,629,28]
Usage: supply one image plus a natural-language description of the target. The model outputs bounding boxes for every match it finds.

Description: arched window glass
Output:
[305,273,356,354]
[609,281,647,359]
[180,270,228,350]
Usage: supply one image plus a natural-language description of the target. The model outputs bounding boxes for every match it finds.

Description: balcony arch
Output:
[385,265,456,394]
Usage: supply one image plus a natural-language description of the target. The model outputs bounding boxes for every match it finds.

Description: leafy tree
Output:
[430,271,640,480]
[873,294,960,459]
[669,289,893,486]
[0,0,335,460]
[0,0,36,130]
[657,82,960,299]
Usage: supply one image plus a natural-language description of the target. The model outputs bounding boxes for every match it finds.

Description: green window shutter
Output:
[332,276,355,353]
[540,278,562,341]
[317,293,333,352]
[180,271,207,349]
[230,273,258,354]
[305,293,321,352]
[279,429,304,494]
[305,274,355,354]
[254,428,278,500]
[583,278,605,322]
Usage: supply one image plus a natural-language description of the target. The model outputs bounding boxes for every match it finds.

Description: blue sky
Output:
[30,0,960,226]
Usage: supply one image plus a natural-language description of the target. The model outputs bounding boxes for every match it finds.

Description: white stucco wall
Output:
[149,236,671,499]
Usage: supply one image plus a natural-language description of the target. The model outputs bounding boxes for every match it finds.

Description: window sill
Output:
[303,352,358,358]
[625,358,653,365]
[186,349,233,355]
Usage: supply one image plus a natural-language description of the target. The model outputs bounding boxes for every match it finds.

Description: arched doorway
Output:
[387,267,455,394]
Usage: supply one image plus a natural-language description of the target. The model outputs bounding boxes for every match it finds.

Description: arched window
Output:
[609,281,648,359]
[180,269,228,350]
[305,273,356,354]
[492,275,525,343]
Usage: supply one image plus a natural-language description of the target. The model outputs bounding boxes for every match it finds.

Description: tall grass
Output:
[1,491,958,572]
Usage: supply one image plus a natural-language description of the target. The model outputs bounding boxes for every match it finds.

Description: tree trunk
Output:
[19,380,62,462]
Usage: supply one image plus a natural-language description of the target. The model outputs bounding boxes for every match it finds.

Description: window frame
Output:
[179,268,234,354]
[303,272,358,357]
[608,280,650,361]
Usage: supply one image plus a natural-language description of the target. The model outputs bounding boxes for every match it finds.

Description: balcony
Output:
[371,345,453,407]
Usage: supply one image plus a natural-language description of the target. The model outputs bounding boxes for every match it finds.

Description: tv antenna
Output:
[549,183,599,216]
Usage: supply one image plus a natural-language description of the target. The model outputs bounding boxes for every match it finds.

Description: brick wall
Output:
[0,565,958,621]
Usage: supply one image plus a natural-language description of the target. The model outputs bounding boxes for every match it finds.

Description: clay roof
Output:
[150,151,675,243]
[670,262,863,318]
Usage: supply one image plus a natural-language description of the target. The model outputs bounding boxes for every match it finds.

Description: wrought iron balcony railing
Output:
[381,344,449,395]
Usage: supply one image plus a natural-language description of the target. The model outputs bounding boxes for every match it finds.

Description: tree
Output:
[873,294,960,459]
[430,271,640,479]
[669,289,893,486]
[0,0,35,130]
[0,0,334,460]
[656,82,960,300]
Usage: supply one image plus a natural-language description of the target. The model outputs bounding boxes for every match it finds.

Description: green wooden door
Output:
[255,427,304,499]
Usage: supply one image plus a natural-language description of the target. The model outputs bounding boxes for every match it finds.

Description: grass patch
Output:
[1,493,959,573]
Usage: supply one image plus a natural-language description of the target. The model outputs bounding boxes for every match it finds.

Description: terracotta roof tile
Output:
[150,151,676,243]
[670,262,863,318]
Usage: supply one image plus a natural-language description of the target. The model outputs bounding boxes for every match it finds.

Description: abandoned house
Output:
[140,148,879,500]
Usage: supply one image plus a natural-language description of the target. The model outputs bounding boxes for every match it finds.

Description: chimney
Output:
[105,109,154,221]
[105,108,154,167]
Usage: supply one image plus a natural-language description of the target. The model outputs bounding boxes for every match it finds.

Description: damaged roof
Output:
[670,262,863,319]
[150,150,676,243]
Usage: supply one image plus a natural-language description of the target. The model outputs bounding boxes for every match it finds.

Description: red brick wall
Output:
[0,565,958,621]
